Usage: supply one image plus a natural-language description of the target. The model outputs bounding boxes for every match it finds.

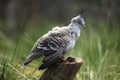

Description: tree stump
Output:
[39,57,83,80]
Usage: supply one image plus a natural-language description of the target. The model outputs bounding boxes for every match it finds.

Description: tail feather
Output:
[23,52,42,65]
[23,57,33,65]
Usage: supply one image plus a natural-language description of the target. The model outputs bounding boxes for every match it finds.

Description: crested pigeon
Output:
[23,14,85,70]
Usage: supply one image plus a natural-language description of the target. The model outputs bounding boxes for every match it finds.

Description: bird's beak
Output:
[82,24,86,28]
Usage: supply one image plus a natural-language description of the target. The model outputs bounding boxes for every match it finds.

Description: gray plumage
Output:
[23,14,85,70]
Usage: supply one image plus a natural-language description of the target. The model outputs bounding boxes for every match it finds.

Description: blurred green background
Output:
[0,0,120,80]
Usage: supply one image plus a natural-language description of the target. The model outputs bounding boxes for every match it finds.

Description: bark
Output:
[40,57,83,80]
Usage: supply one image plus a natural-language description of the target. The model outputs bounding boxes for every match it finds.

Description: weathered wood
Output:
[39,57,83,80]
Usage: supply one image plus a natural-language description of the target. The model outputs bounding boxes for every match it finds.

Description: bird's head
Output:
[71,13,85,28]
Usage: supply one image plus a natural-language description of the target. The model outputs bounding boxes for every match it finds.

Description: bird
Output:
[23,13,85,70]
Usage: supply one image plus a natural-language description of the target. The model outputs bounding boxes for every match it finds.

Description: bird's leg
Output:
[59,56,67,62]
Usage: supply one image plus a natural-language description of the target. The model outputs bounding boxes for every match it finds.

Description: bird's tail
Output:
[23,52,42,65]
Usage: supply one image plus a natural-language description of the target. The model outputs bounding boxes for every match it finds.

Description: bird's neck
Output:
[68,23,80,40]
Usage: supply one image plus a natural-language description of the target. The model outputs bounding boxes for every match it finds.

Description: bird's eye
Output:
[77,20,81,24]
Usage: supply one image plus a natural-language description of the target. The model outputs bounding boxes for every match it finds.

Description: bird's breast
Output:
[66,39,76,51]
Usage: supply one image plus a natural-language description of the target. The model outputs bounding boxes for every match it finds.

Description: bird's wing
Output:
[32,27,71,56]
[37,27,72,70]
[24,27,72,68]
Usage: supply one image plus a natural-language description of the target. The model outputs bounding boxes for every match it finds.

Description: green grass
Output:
[0,20,120,80]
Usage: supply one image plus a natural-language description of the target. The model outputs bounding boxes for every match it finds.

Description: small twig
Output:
[8,64,30,80]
